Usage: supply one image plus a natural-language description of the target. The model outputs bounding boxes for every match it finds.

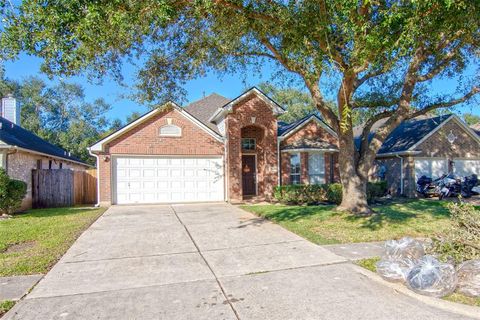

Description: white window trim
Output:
[308,152,325,184]
[290,152,301,184]
[159,124,182,137]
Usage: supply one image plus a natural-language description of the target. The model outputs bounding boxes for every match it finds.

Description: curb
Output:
[353,264,480,319]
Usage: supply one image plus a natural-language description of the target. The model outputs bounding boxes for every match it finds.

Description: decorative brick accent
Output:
[226,94,279,201]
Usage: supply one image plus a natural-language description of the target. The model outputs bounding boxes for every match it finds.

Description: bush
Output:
[325,183,343,204]
[429,202,480,264]
[274,181,387,205]
[367,181,388,203]
[0,169,27,214]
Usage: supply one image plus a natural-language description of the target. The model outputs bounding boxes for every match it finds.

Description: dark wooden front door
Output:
[242,155,256,196]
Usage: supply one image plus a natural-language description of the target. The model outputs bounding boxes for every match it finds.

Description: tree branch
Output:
[408,86,480,119]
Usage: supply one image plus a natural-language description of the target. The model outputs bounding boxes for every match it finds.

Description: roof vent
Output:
[1,94,20,126]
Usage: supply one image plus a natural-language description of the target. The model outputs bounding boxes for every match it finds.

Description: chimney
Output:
[2,94,20,126]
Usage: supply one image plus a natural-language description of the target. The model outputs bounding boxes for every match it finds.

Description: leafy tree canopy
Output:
[1,0,478,213]
[0,70,113,164]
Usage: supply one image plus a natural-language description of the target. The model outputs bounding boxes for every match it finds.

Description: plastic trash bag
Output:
[456,260,480,297]
[406,255,457,298]
[383,237,425,261]
[376,259,417,283]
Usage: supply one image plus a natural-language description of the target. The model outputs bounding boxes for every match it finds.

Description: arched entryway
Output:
[240,125,265,198]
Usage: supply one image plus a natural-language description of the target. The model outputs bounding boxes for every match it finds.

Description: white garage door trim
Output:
[453,158,480,177]
[414,157,448,181]
[112,155,225,204]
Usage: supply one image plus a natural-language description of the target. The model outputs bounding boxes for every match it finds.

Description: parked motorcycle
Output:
[416,173,478,199]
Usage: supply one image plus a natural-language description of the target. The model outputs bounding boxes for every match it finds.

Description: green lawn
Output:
[241,199,452,244]
[0,207,106,277]
[0,300,15,317]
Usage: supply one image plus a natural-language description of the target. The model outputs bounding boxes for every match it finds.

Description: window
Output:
[159,124,182,137]
[48,160,52,169]
[290,153,301,184]
[308,153,325,184]
[241,138,256,151]
[59,163,63,169]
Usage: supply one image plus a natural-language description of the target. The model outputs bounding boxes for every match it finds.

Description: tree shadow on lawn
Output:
[254,205,336,223]
[345,200,450,231]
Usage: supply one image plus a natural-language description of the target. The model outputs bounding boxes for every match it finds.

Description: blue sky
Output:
[4,54,275,122]
[3,53,478,123]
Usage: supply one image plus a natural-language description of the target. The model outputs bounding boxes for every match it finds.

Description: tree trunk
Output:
[336,132,372,215]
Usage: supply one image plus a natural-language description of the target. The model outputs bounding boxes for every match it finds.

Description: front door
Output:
[242,155,256,196]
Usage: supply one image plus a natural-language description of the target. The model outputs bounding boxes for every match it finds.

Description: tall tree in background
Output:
[258,82,317,123]
[2,1,479,213]
[0,72,112,164]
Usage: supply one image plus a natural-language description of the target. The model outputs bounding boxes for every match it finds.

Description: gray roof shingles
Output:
[184,93,231,134]
[354,114,452,154]
[0,117,87,164]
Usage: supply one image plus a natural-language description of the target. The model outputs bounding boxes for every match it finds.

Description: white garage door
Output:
[114,157,224,204]
[453,159,480,177]
[415,158,448,181]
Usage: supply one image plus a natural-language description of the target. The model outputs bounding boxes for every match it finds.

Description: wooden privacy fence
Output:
[32,169,97,208]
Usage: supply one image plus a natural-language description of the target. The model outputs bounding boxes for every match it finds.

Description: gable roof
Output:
[184,93,230,134]
[355,114,480,156]
[89,102,224,152]
[208,87,285,123]
[278,114,337,139]
[0,117,87,165]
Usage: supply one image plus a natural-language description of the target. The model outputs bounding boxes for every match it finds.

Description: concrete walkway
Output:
[0,275,43,301]
[322,241,384,260]
[5,204,478,319]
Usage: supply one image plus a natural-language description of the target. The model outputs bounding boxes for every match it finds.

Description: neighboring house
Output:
[89,87,480,205]
[89,88,341,205]
[361,114,480,197]
[0,96,90,210]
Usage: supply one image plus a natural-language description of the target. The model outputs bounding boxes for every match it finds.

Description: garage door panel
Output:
[114,157,224,204]
[453,159,480,177]
[415,159,448,181]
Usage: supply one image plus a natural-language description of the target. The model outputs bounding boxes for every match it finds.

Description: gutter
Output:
[0,145,90,168]
[88,148,101,207]
[376,150,421,158]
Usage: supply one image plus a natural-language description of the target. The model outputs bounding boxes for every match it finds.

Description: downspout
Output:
[88,148,101,207]
[224,118,229,202]
[277,137,281,186]
[396,155,404,196]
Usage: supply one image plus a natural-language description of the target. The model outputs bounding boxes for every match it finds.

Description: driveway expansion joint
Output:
[170,205,242,320]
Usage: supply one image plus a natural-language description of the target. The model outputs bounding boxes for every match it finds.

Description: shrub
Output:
[429,202,480,264]
[274,181,387,205]
[0,169,27,214]
[367,181,388,203]
[325,183,342,204]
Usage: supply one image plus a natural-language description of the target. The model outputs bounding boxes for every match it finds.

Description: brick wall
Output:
[96,108,224,205]
[279,119,339,185]
[226,94,279,201]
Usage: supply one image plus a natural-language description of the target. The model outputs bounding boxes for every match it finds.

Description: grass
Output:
[356,257,480,307]
[241,199,452,245]
[0,207,106,277]
[356,257,380,272]
[0,300,15,317]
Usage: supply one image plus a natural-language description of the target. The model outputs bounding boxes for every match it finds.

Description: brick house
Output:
[89,88,341,205]
[89,88,480,205]
[363,114,480,197]
[0,117,90,210]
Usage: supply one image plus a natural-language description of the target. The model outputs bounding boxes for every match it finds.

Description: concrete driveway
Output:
[5,203,478,319]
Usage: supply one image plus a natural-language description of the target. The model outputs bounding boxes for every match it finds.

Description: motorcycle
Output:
[417,173,478,199]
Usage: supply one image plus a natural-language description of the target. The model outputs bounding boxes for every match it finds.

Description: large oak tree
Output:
[2,0,478,213]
